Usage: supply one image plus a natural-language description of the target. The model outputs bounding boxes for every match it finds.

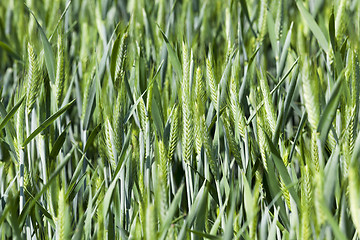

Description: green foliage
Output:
[0,0,360,239]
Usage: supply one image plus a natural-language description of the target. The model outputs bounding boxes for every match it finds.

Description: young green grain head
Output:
[115,32,128,89]
[55,31,65,107]
[206,50,218,108]
[300,165,312,240]
[257,0,268,44]
[301,59,320,130]
[181,43,194,165]
[26,43,42,115]
[168,105,179,161]
[56,187,70,240]
[104,117,117,171]
[259,70,276,136]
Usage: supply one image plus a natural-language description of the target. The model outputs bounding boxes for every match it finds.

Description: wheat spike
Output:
[351,50,359,108]
[349,161,360,234]
[222,112,242,167]
[195,67,206,108]
[145,204,156,240]
[56,187,70,240]
[201,114,217,179]
[114,32,128,89]
[311,130,320,173]
[194,110,202,155]
[275,0,283,41]
[206,50,218,108]
[82,67,95,120]
[146,83,153,117]
[313,172,325,231]
[181,43,194,164]
[157,139,168,224]
[138,96,148,133]
[104,117,117,171]
[194,66,217,177]
[194,67,217,178]
[250,180,260,240]
[348,125,360,234]
[257,110,270,171]
[257,0,268,44]
[113,83,126,152]
[343,107,355,175]
[95,174,105,240]
[259,70,276,136]
[335,0,348,46]
[279,176,291,211]
[168,105,179,161]
[195,67,205,155]
[301,59,320,130]
[55,32,65,107]
[300,165,312,240]
[229,56,246,140]
[138,135,146,228]
[26,43,42,115]
[131,128,139,185]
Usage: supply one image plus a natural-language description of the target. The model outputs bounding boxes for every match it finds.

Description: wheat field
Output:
[1,0,360,239]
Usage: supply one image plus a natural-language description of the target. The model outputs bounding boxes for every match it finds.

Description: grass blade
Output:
[23,99,75,146]
[296,1,329,53]
[0,95,25,132]
[158,25,182,79]
[317,72,344,144]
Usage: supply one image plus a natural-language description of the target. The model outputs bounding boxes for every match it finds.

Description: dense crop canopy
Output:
[0,0,360,239]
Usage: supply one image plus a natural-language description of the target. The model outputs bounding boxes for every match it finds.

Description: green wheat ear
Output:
[181,43,194,165]
[113,82,126,153]
[275,0,283,42]
[168,104,179,161]
[259,69,276,136]
[301,59,320,130]
[229,53,246,140]
[349,134,360,234]
[26,42,42,115]
[335,0,347,47]
[56,187,70,240]
[249,180,260,240]
[195,67,205,155]
[349,158,360,234]
[82,66,95,120]
[104,117,117,171]
[257,0,268,44]
[279,176,291,211]
[55,31,65,107]
[311,130,320,172]
[351,50,360,109]
[256,106,270,170]
[138,96,148,133]
[206,49,218,108]
[115,32,128,89]
[96,174,105,240]
[314,171,325,230]
[194,68,215,179]
[145,204,157,240]
[157,139,168,224]
[222,111,242,167]
[131,128,139,188]
[300,165,312,240]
